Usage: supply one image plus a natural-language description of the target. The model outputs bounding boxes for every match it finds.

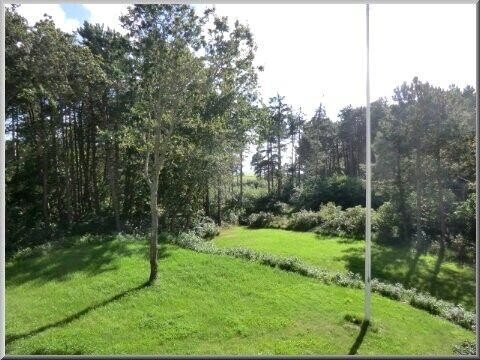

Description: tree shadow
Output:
[31,347,85,355]
[6,280,151,345]
[6,238,160,286]
[336,244,475,309]
[429,245,445,296]
[348,321,370,355]
[405,247,422,288]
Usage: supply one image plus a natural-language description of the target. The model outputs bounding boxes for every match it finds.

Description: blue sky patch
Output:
[61,4,90,24]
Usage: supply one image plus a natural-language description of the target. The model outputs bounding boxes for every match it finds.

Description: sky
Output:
[13,3,476,172]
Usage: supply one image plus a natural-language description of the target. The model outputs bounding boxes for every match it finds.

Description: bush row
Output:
[453,340,476,355]
[245,202,366,238]
[168,232,475,331]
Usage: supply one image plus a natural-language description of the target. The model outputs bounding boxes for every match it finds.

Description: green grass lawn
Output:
[213,227,475,310]
[6,235,474,355]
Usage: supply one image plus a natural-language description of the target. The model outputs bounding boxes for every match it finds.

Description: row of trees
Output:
[5,4,263,281]
[250,78,475,264]
[5,4,476,283]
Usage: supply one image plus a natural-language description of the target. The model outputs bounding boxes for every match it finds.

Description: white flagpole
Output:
[365,2,372,323]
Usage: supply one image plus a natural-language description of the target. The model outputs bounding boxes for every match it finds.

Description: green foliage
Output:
[315,202,345,236]
[192,215,219,239]
[246,212,276,228]
[372,202,400,245]
[342,206,366,238]
[286,210,322,231]
[453,341,476,355]
[296,176,371,211]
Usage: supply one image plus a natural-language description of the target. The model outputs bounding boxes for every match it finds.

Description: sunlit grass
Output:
[213,227,475,309]
[6,235,474,355]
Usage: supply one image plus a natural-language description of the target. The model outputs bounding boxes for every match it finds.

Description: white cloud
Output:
[15,4,81,33]
[81,4,130,34]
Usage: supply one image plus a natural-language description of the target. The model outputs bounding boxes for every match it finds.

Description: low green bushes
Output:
[285,210,322,231]
[453,340,476,355]
[246,212,276,228]
[246,202,366,239]
[192,216,219,239]
[314,202,346,236]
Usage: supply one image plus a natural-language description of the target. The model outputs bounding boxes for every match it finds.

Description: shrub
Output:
[269,215,289,230]
[453,340,476,355]
[192,216,219,239]
[246,212,276,228]
[409,293,443,315]
[222,247,258,261]
[224,210,241,225]
[315,202,345,236]
[371,280,404,300]
[295,175,379,211]
[372,201,400,245]
[451,194,475,242]
[343,206,366,238]
[246,194,287,215]
[272,201,289,215]
[286,210,322,231]
[170,232,218,255]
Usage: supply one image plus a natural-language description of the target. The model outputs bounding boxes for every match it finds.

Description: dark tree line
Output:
[5,4,261,273]
[5,4,476,277]
[251,79,475,263]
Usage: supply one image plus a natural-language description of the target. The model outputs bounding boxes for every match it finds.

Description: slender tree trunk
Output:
[267,141,271,193]
[434,147,447,284]
[38,101,49,225]
[204,179,210,216]
[415,149,423,247]
[12,109,18,163]
[106,142,121,232]
[394,149,409,243]
[146,112,174,284]
[239,150,243,207]
[217,177,222,226]
[149,179,158,283]
[277,134,282,197]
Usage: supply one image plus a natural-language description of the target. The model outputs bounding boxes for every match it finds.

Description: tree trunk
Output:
[277,134,282,197]
[106,143,121,232]
[217,178,222,226]
[415,149,423,247]
[204,179,210,216]
[149,181,158,283]
[394,149,409,243]
[38,102,49,225]
[239,150,243,207]
[267,141,271,193]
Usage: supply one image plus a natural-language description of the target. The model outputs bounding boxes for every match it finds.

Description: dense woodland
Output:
[5,4,476,281]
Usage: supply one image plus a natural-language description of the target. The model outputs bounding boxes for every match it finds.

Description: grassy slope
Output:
[6,237,473,355]
[213,227,475,309]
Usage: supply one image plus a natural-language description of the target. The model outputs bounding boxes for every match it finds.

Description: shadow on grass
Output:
[336,244,475,309]
[31,347,85,355]
[6,280,151,345]
[348,321,369,355]
[6,237,151,286]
